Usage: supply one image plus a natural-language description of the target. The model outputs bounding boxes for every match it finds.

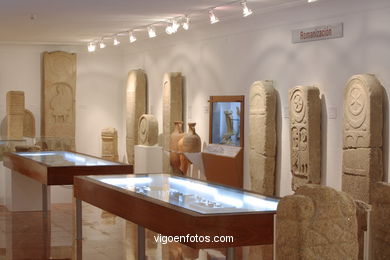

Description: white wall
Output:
[121,0,390,196]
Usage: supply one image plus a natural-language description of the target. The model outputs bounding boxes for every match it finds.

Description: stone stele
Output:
[138,114,158,146]
[342,74,383,203]
[249,80,277,197]
[371,182,390,260]
[276,184,359,260]
[42,51,76,150]
[6,91,25,139]
[288,86,321,191]
[162,72,183,173]
[354,200,371,260]
[126,69,147,164]
[23,109,36,138]
[101,127,119,162]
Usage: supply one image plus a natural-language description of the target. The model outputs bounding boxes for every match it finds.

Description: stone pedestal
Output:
[134,145,163,174]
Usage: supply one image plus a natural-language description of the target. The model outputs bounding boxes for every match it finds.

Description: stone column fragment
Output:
[126,69,147,164]
[162,72,183,173]
[42,51,76,150]
[276,184,359,259]
[342,74,383,203]
[101,127,118,162]
[138,114,158,146]
[249,80,277,196]
[6,91,25,139]
[23,109,36,138]
[288,86,321,191]
[371,182,390,260]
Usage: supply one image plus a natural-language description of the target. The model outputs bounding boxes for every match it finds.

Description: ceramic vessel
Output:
[170,121,184,173]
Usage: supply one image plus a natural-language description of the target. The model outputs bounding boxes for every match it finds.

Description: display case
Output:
[74,173,278,251]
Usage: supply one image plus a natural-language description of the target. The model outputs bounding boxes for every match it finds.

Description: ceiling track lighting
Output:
[241,1,253,17]
[113,37,120,46]
[99,40,106,49]
[87,42,96,52]
[308,0,319,2]
[129,31,137,43]
[182,15,190,30]
[148,26,156,38]
[209,9,219,24]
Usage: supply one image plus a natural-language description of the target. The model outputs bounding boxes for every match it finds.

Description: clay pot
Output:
[170,121,184,173]
[178,137,188,174]
[183,123,201,153]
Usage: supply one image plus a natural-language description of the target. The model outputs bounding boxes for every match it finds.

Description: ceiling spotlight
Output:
[99,41,106,49]
[165,23,174,35]
[113,37,120,46]
[209,9,219,24]
[308,0,319,2]
[171,19,179,33]
[129,31,137,43]
[241,1,253,17]
[148,26,156,38]
[182,16,190,30]
[87,42,96,52]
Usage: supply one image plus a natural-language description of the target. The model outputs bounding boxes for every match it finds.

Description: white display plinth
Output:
[5,168,51,212]
[134,145,163,174]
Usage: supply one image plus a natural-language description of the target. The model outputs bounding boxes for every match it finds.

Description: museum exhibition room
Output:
[0,0,389,259]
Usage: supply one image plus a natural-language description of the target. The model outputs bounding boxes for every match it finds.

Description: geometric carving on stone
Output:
[138,114,158,146]
[249,80,277,196]
[126,69,147,164]
[23,109,36,138]
[162,72,183,173]
[288,86,321,191]
[101,127,119,162]
[276,184,359,260]
[371,182,390,260]
[6,91,25,140]
[42,51,76,150]
[354,200,371,260]
[342,74,383,203]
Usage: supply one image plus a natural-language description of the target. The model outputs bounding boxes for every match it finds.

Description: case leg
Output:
[226,247,235,260]
[138,225,145,260]
[42,184,48,217]
[76,199,82,240]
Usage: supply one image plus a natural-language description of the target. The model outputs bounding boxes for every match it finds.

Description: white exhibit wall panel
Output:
[122,0,390,196]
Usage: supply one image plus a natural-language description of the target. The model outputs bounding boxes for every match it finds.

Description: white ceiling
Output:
[0,0,315,45]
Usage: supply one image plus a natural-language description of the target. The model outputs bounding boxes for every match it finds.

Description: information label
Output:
[292,23,343,43]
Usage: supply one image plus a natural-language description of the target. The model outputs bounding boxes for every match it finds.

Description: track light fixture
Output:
[113,37,120,45]
[182,15,190,30]
[148,26,156,38]
[308,0,319,2]
[87,42,96,52]
[241,1,253,17]
[99,40,106,49]
[129,31,137,43]
[209,9,219,24]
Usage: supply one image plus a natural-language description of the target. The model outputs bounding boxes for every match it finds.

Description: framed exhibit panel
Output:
[74,173,279,260]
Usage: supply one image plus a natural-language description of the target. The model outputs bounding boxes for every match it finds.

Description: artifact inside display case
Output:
[14,151,120,167]
[94,174,278,214]
[209,96,244,147]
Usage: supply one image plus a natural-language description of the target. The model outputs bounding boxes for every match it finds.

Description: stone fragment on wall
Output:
[138,114,158,146]
[101,127,118,162]
[342,74,383,203]
[276,184,358,259]
[371,182,390,260]
[126,69,147,164]
[23,109,35,138]
[288,86,321,191]
[162,72,183,173]
[6,91,25,139]
[42,51,76,150]
[249,80,277,196]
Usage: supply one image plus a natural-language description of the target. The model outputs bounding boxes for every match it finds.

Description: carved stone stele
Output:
[126,70,147,164]
[42,51,76,150]
[276,184,359,259]
[342,74,383,203]
[288,86,321,191]
[23,109,36,138]
[249,80,277,196]
[162,72,183,173]
[138,114,158,146]
[371,182,390,260]
[101,127,118,162]
[6,91,25,139]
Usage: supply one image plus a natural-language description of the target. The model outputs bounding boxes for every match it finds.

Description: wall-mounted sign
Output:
[292,23,343,43]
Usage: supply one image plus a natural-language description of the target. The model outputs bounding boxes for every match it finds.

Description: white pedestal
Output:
[5,168,51,212]
[134,145,163,174]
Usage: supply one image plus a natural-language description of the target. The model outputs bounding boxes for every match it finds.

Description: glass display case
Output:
[91,174,278,214]
[14,151,120,166]
[209,96,244,147]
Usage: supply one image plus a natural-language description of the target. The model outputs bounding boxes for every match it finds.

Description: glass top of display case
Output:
[14,151,120,166]
[90,174,279,214]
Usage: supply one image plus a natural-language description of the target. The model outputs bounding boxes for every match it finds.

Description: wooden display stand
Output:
[202,144,243,188]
